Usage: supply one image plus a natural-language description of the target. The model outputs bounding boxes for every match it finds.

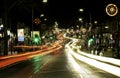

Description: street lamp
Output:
[94,21,98,24]
[40,14,44,17]
[44,18,47,21]
[106,3,119,58]
[79,8,92,25]
[78,18,82,22]
[79,8,84,12]
[78,18,83,26]
[42,0,47,3]
[105,26,109,29]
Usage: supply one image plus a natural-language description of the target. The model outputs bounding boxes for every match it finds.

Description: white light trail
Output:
[65,44,83,78]
[65,42,120,77]
[77,50,120,67]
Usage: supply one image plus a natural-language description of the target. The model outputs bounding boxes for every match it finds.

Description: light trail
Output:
[77,50,120,67]
[65,43,83,78]
[65,42,120,77]
[0,44,62,68]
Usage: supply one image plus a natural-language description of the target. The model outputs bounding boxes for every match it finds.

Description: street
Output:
[0,48,119,78]
[1,0,120,78]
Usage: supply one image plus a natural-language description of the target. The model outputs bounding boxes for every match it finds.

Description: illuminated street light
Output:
[40,14,44,17]
[79,8,92,25]
[79,8,84,12]
[94,21,98,24]
[78,18,82,22]
[42,0,47,3]
[105,26,109,29]
[44,18,47,21]
[0,24,3,27]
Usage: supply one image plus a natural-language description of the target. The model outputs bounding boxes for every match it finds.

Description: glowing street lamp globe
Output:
[79,8,84,12]
[42,0,47,3]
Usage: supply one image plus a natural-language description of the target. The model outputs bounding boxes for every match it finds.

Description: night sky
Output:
[0,0,120,29]
[48,0,120,25]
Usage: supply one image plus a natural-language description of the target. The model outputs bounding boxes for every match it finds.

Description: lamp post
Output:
[42,0,48,3]
[79,8,84,12]
[79,8,84,27]
[79,8,92,27]
[106,3,119,58]
[3,0,22,55]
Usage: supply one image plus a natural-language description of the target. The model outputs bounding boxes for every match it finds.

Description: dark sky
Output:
[0,0,120,28]
[48,0,120,25]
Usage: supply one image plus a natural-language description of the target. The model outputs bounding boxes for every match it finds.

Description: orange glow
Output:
[0,41,63,68]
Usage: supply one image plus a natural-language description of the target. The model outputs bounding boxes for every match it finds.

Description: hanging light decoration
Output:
[106,4,118,16]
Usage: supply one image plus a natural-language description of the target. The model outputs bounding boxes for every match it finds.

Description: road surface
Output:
[0,49,119,78]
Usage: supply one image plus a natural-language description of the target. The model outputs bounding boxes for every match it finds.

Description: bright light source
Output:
[66,41,120,77]
[7,30,10,35]
[94,21,98,24]
[105,26,109,29]
[42,36,45,39]
[44,18,47,21]
[106,4,118,16]
[78,51,120,67]
[42,0,47,3]
[78,18,82,21]
[65,43,83,78]
[70,49,120,77]
[79,9,84,12]
[40,14,44,17]
[35,38,39,42]
[0,24,3,27]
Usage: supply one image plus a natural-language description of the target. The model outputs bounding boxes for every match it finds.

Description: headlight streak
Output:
[0,44,62,68]
[77,50,120,67]
[71,39,120,67]
[66,41,120,77]
[67,46,120,77]
[65,44,83,78]
[66,43,100,78]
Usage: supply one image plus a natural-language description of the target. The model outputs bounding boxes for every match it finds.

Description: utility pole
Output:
[116,15,120,58]
[106,3,119,58]
[3,0,8,55]
[89,12,92,25]
[2,0,24,55]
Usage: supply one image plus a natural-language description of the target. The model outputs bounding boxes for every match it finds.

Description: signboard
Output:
[31,31,40,37]
[17,29,24,41]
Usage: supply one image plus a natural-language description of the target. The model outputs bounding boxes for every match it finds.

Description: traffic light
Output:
[32,34,41,45]
[33,37,39,43]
